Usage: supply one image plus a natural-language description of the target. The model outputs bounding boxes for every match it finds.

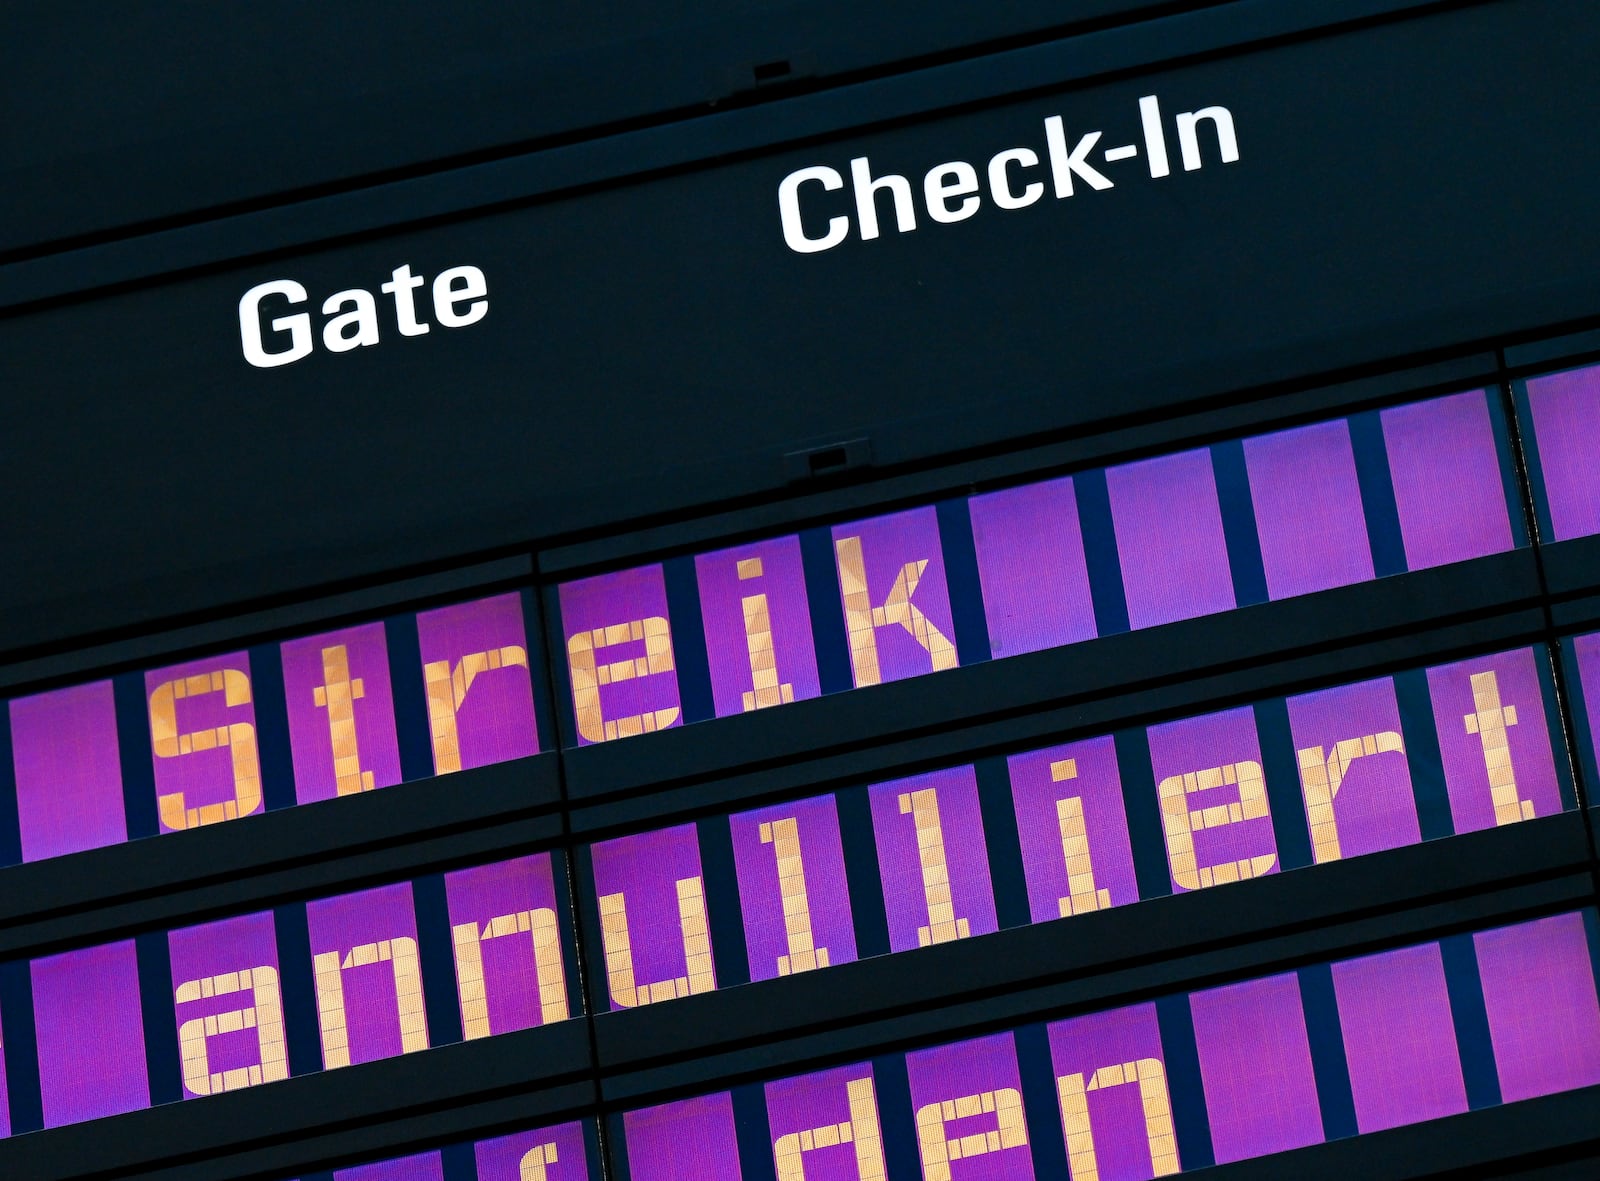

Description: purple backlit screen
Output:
[1524,362,1600,541]
[624,1093,743,1181]
[696,535,821,718]
[305,881,428,1069]
[1106,447,1234,631]
[970,475,1097,659]
[444,853,570,1037]
[333,1150,444,1181]
[9,679,126,862]
[559,565,681,746]
[475,1121,590,1181]
[168,910,285,1099]
[32,940,149,1128]
[766,1061,882,1181]
[281,620,402,804]
[145,650,261,834]
[414,592,539,771]
[1047,1002,1176,1181]
[831,506,958,689]
[905,1032,1035,1181]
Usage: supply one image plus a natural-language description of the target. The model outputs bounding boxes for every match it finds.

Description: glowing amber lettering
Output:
[149,668,262,829]
[1158,760,1275,890]
[312,644,374,795]
[452,908,569,1039]
[760,816,829,975]
[1296,731,1405,863]
[424,645,530,772]
[519,1142,559,1180]
[599,877,715,1007]
[772,1076,887,1181]
[835,536,958,687]
[1057,1059,1180,1180]
[1051,758,1112,917]
[899,787,970,946]
[915,1087,1028,1181]
[312,938,428,1069]
[1463,671,1536,825]
[739,557,796,711]
[175,966,288,1096]
[567,618,679,743]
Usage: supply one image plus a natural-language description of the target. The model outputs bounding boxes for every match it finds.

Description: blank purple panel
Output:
[1524,363,1600,541]
[905,1032,1035,1181]
[0,1007,10,1138]
[10,680,127,862]
[415,593,539,769]
[869,765,997,954]
[589,823,715,1011]
[1106,447,1234,631]
[1047,1003,1176,1181]
[1145,706,1277,894]
[1573,633,1600,767]
[146,651,261,834]
[624,1092,744,1181]
[32,940,150,1128]
[730,793,857,983]
[766,1061,884,1181]
[475,1122,591,1181]
[1474,912,1600,1103]
[1191,973,1322,1164]
[1008,736,1138,925]
[1243,419,1374,600]
[334,1151,444,1181]
[832,506,958,689]
[1331,942,1466,1133]
[559,565,681,747]
[444,853,569,1037]
[1285,676,1420,863]
[1381,391,1514,571]
[305,881,428,1068]
[281,621,402,804]
[1426,647,1561,836]
[696,534,820,718]
[970,476,1097,659]
[168,910,285,1099]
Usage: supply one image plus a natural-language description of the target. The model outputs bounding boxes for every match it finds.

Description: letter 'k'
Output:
[835,536,958,687]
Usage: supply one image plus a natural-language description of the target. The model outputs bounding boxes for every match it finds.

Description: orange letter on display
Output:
[148,668,262,829]
[1057,1059,1180,1180]
[519,1142,559,1180]
[1463,671,1537,826]
[452,908,569,1038]
[835,536,958,687]
[1296,731,1405,863]
[915,1088,1028,1181]
[313,644,375,795]
[899,787,971,946]
[739,557,796,711]
[1158,761,1276,890]
[174,966,288,1096]
[312,938,428,1068]
[424,644,530,772]
[761,816,829,975]
[1051,758,1112,917]
[772,1076,888,1181]
[567,619,679,743]
[599,878,715,1007]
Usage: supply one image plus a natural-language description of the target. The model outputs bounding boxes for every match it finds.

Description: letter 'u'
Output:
[600,878,715,1007]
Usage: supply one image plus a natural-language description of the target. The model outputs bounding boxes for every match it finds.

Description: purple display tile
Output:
[1573,633,1600,768]
[906,1032,1035,1181]
[305,881,429,1069]
[1105,447,1234,631]
[1145,707,1277,894]
[1331,942,1466,1133]
[334,1150,444,1181]
[1008,736,1138,925]
[169,910,287,1099]
[696,535,821,718]
[476,1121,591,1181]
[559,566,681,747]
[1243,418,1374,600]
[766,1061,887,1181]
[146,651,262,833]
[415,592,539,771]
[0,1005,8,1138]
[1047,1003,1179,1181]
[970,476,1097,659]
[1523,363,1600,541]
[281,621,402,803]
[32,940,150,1128]
[869,765,998,954]
[1474,912,1600,1103]
[624,1092,744,1181]
[730,793,857,982]
[1426,647,1561,836]
[9,679,127,862]
[444,853,571,1038]
[832,506,959,689]
[589,823,715,1010]
[1191,973,1322,1164]
[1381,391,1514,571]
[1285,676,1419,865]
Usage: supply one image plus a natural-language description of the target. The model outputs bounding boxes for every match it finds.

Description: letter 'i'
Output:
[739,558,795,711]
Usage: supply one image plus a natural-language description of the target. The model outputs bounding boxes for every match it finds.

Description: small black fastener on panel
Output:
[784,437,873,484]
